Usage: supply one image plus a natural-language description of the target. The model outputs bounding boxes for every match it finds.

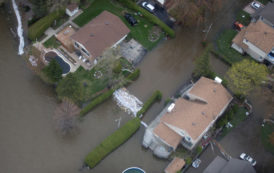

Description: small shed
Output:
[66,3,79,17]
[165,157,185,173]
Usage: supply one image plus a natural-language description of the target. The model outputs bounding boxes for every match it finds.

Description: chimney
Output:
[214,76,222,84]
[167,103,175,113]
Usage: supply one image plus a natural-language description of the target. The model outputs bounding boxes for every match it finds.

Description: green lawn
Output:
[73,0,163,50]
[73,57,134,102]
[236,10,251,26]
[43,36,61,48]
[261,122,274,154]
[216,30,246,64]
[220,107,248,137]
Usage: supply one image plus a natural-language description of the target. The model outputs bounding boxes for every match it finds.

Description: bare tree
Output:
[169,0,223,26]
[54,98,80,136]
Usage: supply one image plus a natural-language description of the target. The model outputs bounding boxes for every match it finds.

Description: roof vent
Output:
[167,103,175,113]
[105,21,109,25]
[214,76,222,84]
[192,122,196,126]
[213,88,216,93]
[90,33,94,37]
[202,112,205,115]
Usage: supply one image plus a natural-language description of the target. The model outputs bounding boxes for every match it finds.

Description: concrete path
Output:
[40,10,82,44]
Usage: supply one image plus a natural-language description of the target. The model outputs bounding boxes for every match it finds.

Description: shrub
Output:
[185,157,192,165]
[196,145,203,154]
[80,89,115,116]
[117,0,175,37]
[227,110,234,121]
[137,90,162,117]
[231,104,239,114]
[164,98,172,106]
[84,117,141,168]
[28,9,65,41]
[113,61,122,74]
[126,68,140,81]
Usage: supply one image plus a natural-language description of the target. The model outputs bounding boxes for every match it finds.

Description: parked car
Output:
[192,159,201,168]
[234,21,244,31]
[251,2,261,10]
[240,153,256,166]
[124,13,137,26]
[141,1,155,13]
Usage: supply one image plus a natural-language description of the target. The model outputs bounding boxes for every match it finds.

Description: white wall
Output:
[231,43,244,54]
[112,34,127,48]
[66,8,79,17]
[243,39,267,61]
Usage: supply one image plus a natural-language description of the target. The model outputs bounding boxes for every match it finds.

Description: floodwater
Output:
[1,0,272,173]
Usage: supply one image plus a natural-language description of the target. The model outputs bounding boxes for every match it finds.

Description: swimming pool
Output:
[44,51,70,74]
[122,167,145,173]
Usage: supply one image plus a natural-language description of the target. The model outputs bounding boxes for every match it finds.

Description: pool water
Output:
[54,56,70,74]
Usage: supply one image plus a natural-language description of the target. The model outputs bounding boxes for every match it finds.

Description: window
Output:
[74,42,79,48]
[81,48,90,56]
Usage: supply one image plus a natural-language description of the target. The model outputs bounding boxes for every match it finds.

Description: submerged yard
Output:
[73,0,164,50]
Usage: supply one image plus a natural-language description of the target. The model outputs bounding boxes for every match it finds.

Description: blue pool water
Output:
[122,167,145,173]
[54,56,70,74]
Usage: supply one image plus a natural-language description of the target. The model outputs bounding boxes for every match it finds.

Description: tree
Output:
[193,45,215,79]
[42,59,62,83]
[169,0,222,26]
[225,59,268,96]
[29,0,48,18]
[54,98,80,136]
[56,73,84,103]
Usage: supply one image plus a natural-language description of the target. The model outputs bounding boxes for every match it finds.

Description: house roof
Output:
[203,156,256,173]
[154,77,232,148]
[233,20,274,53]
[71,11,130,58]
[165,157,185,173]
[67,3,78,11]
[253,2,274,25]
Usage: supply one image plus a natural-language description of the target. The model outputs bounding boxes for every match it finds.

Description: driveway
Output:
[138,0,174,27]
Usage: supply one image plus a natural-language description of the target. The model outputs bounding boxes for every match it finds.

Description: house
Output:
[55,25,76,53]
[71,11,130,64]
[203,156,256,173]
[142,77,233,158]
[66,3,79,17]
[252,2,274,27]
[164,157,185,173]
[231,20,274,64]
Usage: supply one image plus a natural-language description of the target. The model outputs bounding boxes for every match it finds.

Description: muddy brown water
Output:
[1,0,272,172]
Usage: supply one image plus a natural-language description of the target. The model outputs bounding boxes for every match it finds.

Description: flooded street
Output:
[0,0,273,172]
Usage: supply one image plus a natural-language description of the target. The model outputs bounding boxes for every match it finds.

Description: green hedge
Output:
[117,0,175,37]
[28,9,65,41]
[84,117,141,168]
[127,68,140,81]
[137,90,162,117]
[80,89,115,116]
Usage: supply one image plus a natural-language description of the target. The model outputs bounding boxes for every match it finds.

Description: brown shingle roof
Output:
[233,20,274,53]
[67,3,78,11]
[71,11,130,58]
[165,157,185,173]
[154,77,232,148]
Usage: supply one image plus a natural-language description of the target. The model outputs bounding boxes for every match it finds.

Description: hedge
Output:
[117,0,175,37]
[137,90,162,117]
[84,117,141,168]
[28,9,65,41]
[80,89,115,116]
[127,68,140,81]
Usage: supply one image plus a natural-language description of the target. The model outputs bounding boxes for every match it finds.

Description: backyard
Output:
[215,29,247,65]
[70,56,134,103]
[43,36,60,48]
[73,0,164,50]
[261,122,274,154]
